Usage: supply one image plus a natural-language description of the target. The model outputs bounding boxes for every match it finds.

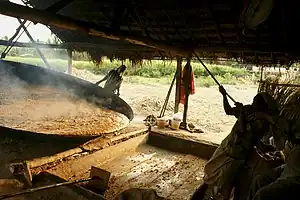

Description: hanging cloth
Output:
[180,62,195,105]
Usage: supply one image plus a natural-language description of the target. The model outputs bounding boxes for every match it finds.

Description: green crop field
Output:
[4,56,258,87]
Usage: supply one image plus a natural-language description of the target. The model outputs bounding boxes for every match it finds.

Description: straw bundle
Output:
[258,77,300,120]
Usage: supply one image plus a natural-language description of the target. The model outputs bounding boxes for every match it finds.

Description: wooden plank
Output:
[167,165,205,200]
[81,128,148,152]
[148,131,218,160]
[28,147,83,168]
[146,154,204,198]
[104,149,184,199]
[48,134,148,180]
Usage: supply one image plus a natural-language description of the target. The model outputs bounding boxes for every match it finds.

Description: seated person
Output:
[247,116,300,200]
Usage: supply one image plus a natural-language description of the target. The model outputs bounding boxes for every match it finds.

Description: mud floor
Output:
[102,146,205,200]
[0,84,128,136]
[45,142,205,200]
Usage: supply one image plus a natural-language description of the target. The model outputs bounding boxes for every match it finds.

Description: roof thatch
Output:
[8,0,300,65]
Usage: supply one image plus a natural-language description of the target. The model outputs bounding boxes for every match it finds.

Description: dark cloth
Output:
[247,164,300,200]
[104,70,123,93]
[247,165,284,200]
[233,148,284,200]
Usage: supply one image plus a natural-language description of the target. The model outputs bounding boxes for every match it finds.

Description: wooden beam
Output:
[174,56,182,114]
[67,49,72,75]
[45,0,75,12]
[182,58,192,128]
[0,2,190,57]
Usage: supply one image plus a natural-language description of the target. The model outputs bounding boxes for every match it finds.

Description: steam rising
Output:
[0,61,129,135]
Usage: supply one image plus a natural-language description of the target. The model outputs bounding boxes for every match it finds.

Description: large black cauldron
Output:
[0,60,134,121]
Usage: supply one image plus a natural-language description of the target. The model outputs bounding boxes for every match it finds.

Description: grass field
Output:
[4,56,258,86]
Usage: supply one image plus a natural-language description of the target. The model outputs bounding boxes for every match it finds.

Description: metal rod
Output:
[17,18,52,69]
[193,51,236,103]
[0,177,95,200]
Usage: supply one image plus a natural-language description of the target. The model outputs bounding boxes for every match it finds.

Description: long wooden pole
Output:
[67,49,72,74]
[0,1,189,57]
[159,72,177,118]
[182,58,192,128]
[174,56,182,113]
[193,51,236,103]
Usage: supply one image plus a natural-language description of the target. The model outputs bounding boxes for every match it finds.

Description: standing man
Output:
[95,65,126,96]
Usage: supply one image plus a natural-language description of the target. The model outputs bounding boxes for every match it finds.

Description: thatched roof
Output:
[3,0,300,65]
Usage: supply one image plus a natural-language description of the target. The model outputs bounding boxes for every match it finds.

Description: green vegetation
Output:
[4,56,257,87]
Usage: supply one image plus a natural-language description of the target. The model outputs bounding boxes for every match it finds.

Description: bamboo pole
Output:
[174,56,182,113]
[182,58,192,128]
[0,1,190,57]
[193,51,236,103]
[159,72,177,118]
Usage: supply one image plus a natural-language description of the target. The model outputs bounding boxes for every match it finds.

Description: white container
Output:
[171,119,181,130]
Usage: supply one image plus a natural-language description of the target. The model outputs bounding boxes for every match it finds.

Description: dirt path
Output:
[120,83,257,141]
[75,68,258,141]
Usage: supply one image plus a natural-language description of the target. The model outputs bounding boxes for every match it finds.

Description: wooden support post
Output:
[182,58,192,129]
[17,18,51,69]
[67,49,72,75]
[174,56,182,113]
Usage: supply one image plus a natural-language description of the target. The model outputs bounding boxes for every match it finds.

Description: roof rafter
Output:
[0,1,191,56]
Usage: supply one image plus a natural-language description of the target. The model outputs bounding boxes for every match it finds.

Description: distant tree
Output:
[3,36,8,40]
